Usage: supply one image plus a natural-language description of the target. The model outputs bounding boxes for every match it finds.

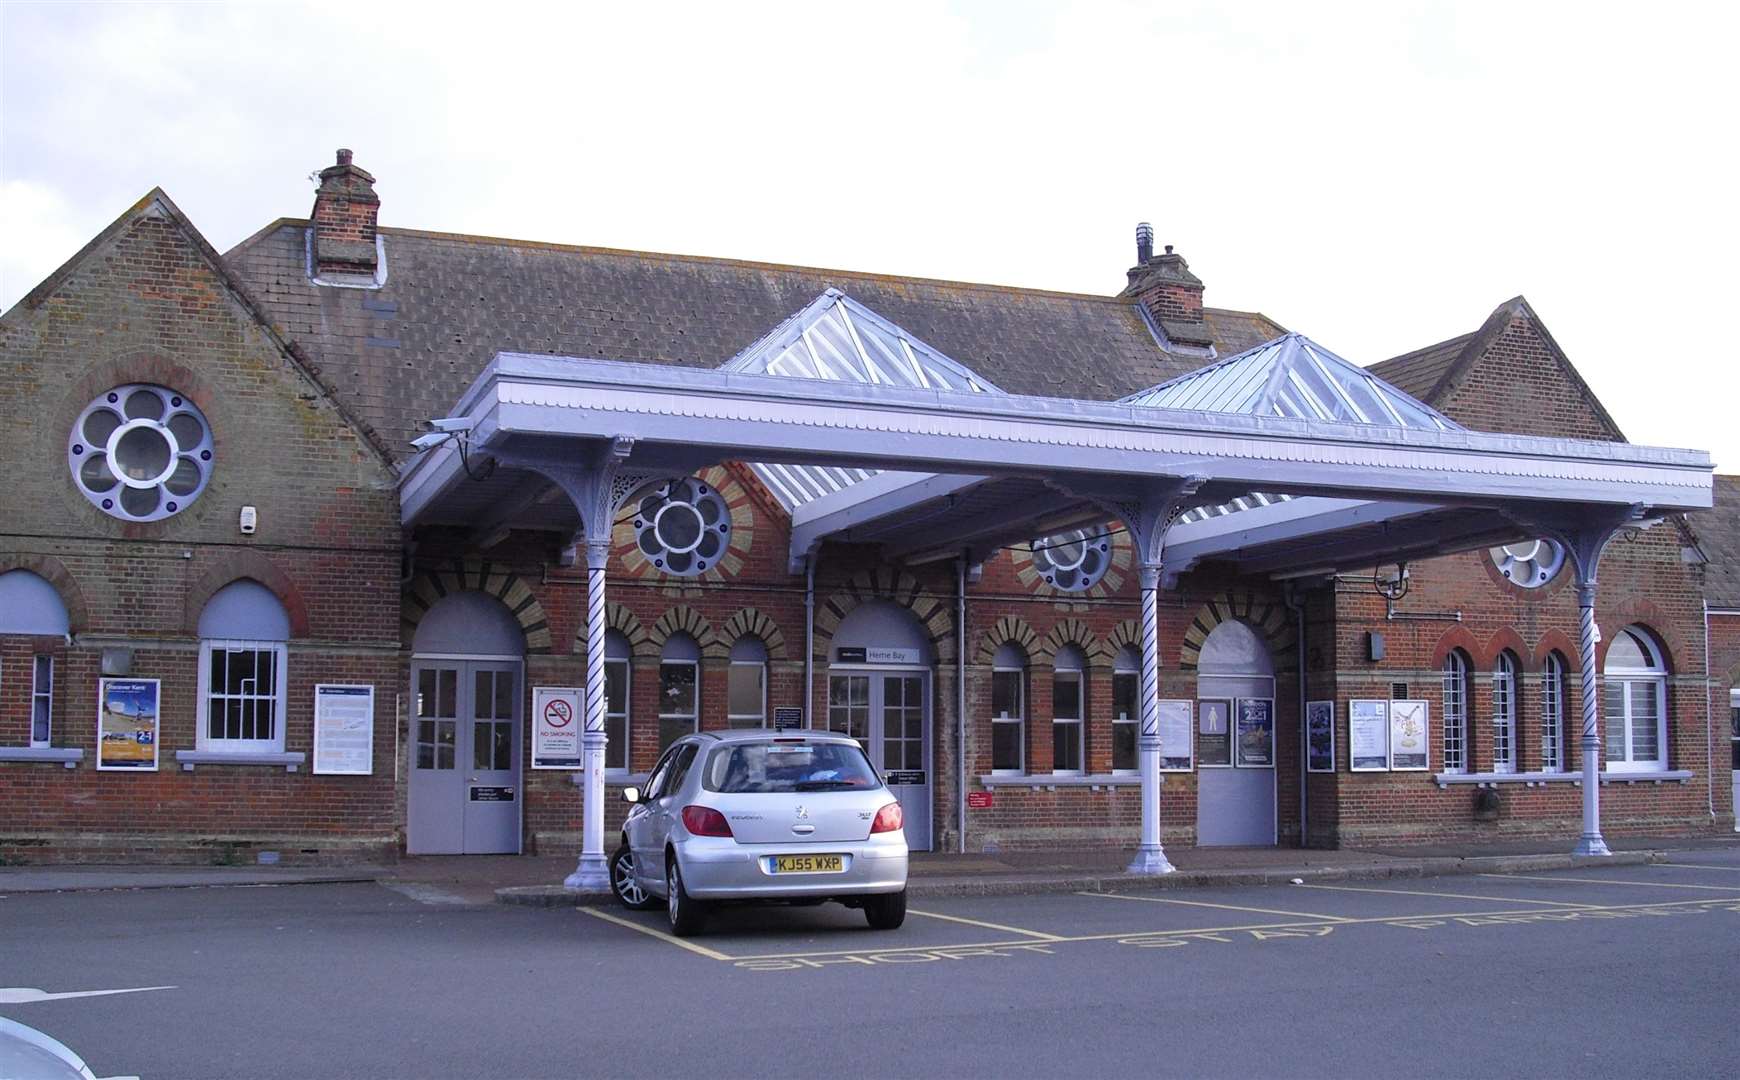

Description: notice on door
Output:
[532,686,584,770]
[1197,698,1232,767]
[313,684,375,775]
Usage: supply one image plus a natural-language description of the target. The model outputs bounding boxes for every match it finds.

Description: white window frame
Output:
[1492,653,1517,774]
[991,664,1026,775]
[1051,652,1084,776]
[1541,653,1565,773]
[196,638,289,753]
[1111,664,1139,775]
[31,654,54,748]
[1441,652,1469,774]
[1728,688,1738,772]
[604,656,630,774]
[1603,628,1668,774]
[727,657,768,729]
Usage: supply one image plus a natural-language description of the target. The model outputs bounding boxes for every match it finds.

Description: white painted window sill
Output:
[0,747,84,768]
[1434,769,1692,788]
[978,773,1148,790]
[175,750,305,772]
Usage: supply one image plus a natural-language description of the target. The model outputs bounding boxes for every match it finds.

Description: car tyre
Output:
[666,855,708,937]
[863,888,907,930]
[610,845,658,911]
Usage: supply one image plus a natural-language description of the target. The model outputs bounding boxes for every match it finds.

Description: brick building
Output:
[1,152,1730,866]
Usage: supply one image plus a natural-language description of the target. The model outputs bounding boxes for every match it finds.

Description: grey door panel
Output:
[409,660,522,855]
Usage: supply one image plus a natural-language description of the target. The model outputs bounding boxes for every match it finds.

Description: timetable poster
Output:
[1157,699,1194,771]
[1349,699,1390,772]
[313,684,376,775]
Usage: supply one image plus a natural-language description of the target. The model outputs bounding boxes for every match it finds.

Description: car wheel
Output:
[863,888,906,930]
[666,855,708,937]
[610,845,658,911]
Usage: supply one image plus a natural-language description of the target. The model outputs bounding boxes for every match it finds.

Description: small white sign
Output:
[1349,699,1389,772]
[313,684,375,776]
[532,686,584,770]
[1158,699,1194,771]
[865,647,923,666]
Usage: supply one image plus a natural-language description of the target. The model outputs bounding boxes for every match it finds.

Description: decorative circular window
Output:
[1030,527,1112,592]
[68,385,213,522]
[1489,539,1565,588]
[633,476,730,577]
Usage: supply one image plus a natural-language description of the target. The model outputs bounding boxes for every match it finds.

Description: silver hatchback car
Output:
[610,729,909,936]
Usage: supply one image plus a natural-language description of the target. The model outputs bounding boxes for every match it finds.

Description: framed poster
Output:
[1306,700,1336,773]
[1157,699,1194,771]
[1197,698,1232,767]
[1389,699,1431,771]
[1235,698,1275,768]
[531,686,584,770]
[313,684,375,775]
[1349,699,1390,772]
[96,678,160,771]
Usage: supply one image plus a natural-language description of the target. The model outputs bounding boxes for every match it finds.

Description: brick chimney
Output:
[310,148,380,279]
[1121,223,1212,349]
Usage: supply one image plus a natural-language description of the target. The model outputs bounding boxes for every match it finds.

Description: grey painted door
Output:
[1196,674,1277,847]
[409,660,522,855]
[827,671,932,851]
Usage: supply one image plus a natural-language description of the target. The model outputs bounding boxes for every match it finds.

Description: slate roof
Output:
[223,221,1286,461]
[1702,475,1740,609]
[1366,331,1474,403]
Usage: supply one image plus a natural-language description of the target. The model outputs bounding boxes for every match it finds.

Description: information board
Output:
[531,686,584,769]
[1158,699,1194,771]
[313,684,375,775]
[1388,699,1431,771]
[96,678,160,772]
[1235,698,1275,768]
[772,707,804,731]
[1197,698,1232,767]
[1349,699,1390,772]
[1306,700,1336,772]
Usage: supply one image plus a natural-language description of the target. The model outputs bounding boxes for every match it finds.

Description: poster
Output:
[1158,699,1193,771]
[1306,700,1336,772]
[1349,699,1390,772]
[1389,699,1431,771]
[1235,698,1275,768]
[1197,698,1231,767]
[313,684,375,775]
[531,686,584,769]
[96,678,159,771]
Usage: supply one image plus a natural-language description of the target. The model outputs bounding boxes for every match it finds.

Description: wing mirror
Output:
[622,786,641,805]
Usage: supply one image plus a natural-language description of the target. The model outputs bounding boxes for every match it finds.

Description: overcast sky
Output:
[4,1,1735,469]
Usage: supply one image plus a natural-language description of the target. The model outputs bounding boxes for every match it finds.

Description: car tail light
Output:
[681,805,733,838]
[870,802,904,834]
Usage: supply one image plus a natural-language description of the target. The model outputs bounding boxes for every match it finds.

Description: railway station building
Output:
[1,151,1731,871]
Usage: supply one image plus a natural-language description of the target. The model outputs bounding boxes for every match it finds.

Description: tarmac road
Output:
[3,850,1737,1079]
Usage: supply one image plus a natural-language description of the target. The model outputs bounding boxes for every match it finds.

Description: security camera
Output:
[410,432,449,451]
[429,417,475,433]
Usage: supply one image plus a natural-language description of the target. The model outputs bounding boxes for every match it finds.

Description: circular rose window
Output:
[1031,527,1111,592]
[68,385,213,522]
[633,476,729,576]
[1489,538,1565,588]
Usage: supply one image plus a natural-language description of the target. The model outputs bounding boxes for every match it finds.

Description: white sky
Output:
[3,1,1736,469]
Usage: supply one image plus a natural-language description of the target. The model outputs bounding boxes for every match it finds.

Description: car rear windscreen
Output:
[704,741,881,793]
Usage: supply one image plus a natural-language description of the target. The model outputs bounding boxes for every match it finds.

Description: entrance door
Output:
[1195,620,1278,847]
[409,659,523,854]
[827,671,932,850]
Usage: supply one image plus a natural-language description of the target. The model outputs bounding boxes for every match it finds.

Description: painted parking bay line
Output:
[1480,872,1740,892]
[907,908,1065,941]
[1659,862,1740,872]
[579,907,735,961]
[1077,891,1356,922]
[1295,882,1603,909]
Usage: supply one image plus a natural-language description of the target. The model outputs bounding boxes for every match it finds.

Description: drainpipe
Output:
[957,553,969,854]
[1285,584,1307,847]
[1706,599,1716,823]
[804,554,816,729]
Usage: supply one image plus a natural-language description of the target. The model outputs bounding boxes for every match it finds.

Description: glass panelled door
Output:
[409,660,522,855]
[828,670,931,851]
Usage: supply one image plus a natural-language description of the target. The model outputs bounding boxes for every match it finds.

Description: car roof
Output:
[687,728,859,746]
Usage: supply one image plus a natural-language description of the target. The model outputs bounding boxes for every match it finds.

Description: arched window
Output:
[1492,651,1519,773]
[1441,650,1470,774]
[197,580,290,753]
[1604,626,1667,772]
[1111,645,1140,774]
[658,633,700,753]
[1541,652,1568,772]
[991,642,1027,774]
[604,630,631,772]
[0,570,71,749]
[727,636,769,729]
[1052,645,1085,775]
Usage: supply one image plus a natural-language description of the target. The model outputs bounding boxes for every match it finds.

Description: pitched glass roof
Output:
[722,289,1005,509]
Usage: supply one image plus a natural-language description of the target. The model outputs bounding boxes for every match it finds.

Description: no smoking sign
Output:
[544,699,574,728]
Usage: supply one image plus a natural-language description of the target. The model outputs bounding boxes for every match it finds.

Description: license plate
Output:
[772,854,844,874]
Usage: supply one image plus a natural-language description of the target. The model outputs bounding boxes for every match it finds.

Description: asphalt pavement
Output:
[3,850,1737,1079]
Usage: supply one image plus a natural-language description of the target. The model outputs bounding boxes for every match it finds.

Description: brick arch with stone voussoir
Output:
[183,551,311,638]
[1178,590,1297,673]
[401,559,552,654]
[648,605,719,659]
[0,554,92,635]
[715,607,790,661]
[976,615,1040,666]
[815,568,956,664]
[574,601,655,661]
[1040,618,1107,668]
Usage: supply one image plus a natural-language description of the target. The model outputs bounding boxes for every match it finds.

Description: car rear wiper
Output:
[794,779,856,791]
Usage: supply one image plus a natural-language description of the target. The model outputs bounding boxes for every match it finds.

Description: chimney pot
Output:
[336,148,353,166]
[1164,244,1173,255]
[1135,222,1154,265]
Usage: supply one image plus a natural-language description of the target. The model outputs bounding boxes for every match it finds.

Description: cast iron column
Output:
[564,536,613,890]
[1572,577,1611,857]
[1129,561,1174,874]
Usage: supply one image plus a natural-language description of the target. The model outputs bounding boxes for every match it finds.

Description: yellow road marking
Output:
[907,908,1064,940]
[1296,882,1602,909]
[1481,873,1740,892]
[1659,862,1740,872]
[1076,890,1355,921]
[579,907,734,961]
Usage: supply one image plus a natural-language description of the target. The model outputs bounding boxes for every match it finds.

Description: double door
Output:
[827,670,931,850]
[408,659,522,854]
